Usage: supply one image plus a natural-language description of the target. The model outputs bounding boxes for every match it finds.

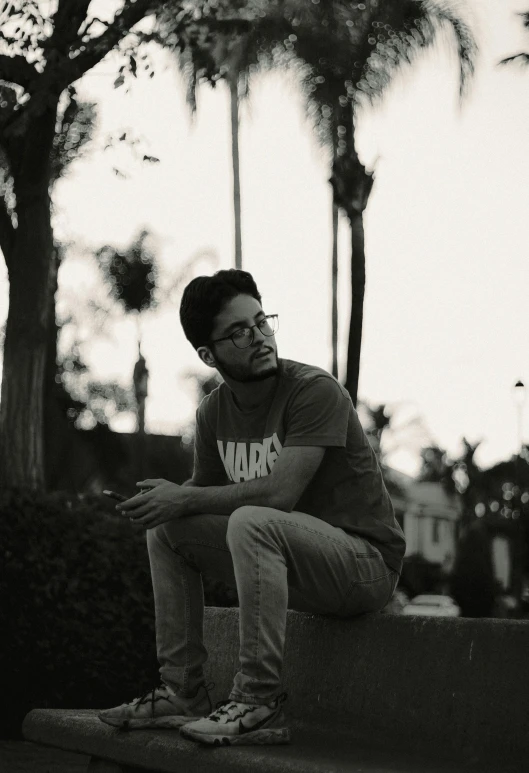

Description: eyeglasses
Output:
[210,314,279,349]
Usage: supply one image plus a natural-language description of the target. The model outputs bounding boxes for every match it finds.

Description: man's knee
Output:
[227,505,270,543]
[146,521,170,549]
[146,517,196,550]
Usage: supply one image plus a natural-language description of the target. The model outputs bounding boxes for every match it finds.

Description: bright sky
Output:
[1,0,529,477]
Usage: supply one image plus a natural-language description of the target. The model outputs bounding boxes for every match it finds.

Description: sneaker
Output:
[98,682,215,730]
[179,692,290,746]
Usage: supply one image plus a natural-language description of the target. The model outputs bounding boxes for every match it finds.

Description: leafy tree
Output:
[97,228,159,477]
[0,0,183,491]
[364,401,392,453]
[450,520,496,617]
[51,239,217,432]
[417,444,457,496]
[0,0,476,490]
[97,228,158,347]
[450,437,485,525]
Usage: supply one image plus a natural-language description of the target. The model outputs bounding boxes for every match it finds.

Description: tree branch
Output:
[0,54,39,90]
[2,0,168,137]
[47,0,93,56]
[60,0,165,85]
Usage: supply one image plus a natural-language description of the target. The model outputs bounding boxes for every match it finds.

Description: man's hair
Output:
[180,269,262,350]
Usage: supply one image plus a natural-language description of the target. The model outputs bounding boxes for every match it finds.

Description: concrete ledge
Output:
[23,608,529,770]
[205,608,529,765]
[21,710,510,773]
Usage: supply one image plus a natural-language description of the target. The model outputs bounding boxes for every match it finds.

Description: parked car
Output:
[402,594,461,617]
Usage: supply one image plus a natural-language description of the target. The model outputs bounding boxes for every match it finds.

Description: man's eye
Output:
[233,328,249,339]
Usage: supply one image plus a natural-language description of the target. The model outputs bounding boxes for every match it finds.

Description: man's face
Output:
[200,294,279,383]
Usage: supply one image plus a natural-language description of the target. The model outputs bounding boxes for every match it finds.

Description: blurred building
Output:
[402,481,462,572]
[381,467,462,573]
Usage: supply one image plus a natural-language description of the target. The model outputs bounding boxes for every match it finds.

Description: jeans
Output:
[146,505,399,706]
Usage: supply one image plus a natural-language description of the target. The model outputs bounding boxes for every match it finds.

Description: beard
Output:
[213,350,279,383]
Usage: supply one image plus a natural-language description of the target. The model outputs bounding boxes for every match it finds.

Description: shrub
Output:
[0,490,236,739]
[450,521,496,617]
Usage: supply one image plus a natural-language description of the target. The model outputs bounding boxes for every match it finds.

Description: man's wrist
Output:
[179,477,283,516]
[182,485,200,515]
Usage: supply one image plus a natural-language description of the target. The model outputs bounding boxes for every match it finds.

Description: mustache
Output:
[252,348,274,360]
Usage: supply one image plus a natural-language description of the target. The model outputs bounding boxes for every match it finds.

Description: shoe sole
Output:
[98,713,206,730]
[180,725,291,746]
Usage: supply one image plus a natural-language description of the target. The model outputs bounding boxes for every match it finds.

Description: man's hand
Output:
[117,478,190,530]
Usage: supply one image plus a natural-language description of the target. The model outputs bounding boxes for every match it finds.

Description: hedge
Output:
[0,490,237,739]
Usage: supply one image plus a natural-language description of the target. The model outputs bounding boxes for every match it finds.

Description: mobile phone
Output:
[103,490,128,502]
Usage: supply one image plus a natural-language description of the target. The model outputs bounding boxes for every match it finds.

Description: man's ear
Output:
[197,346,216,368]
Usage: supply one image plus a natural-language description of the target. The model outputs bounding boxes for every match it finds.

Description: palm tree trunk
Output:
[344,211,366,408]
[331,202,339,378]
[229,77,242,269]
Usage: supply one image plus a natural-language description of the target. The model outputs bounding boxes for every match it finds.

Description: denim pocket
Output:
[337,568,397,617]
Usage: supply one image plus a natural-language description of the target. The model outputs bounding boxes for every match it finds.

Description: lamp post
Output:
[512,380,526,611]
[513,380,526,459]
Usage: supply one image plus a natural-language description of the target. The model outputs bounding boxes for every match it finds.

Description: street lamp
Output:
[513,381,526,458]
[512,380,526,612]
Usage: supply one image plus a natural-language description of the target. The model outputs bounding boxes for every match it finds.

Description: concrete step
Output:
[22,709,512,773]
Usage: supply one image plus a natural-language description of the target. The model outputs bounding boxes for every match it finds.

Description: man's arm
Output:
[129,447,326,528]
[184,446,326,515]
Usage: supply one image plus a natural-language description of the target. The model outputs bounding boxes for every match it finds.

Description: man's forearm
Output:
[184,475,283,515]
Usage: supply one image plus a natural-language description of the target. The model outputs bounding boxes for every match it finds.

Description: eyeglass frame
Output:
[209,314,278,349]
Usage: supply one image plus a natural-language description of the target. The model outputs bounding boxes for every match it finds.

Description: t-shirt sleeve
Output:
[283,376,349,447]
[193,399,228,485]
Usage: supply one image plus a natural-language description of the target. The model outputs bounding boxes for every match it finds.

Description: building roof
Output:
[405,481,462,520]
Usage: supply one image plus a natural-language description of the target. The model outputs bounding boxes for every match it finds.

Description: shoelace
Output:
[210,700,255,723]
[131,686,172,717]
[210,691,287,723]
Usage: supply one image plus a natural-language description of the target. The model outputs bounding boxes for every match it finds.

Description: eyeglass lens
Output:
[234,316,278,348]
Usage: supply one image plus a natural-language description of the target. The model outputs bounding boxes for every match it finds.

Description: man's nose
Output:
[252,325,267,344]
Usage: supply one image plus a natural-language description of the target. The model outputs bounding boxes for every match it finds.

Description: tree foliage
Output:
[450,520,496,617]
[0,0,477,490]
[97,229,159,316]
[156,1,475,135]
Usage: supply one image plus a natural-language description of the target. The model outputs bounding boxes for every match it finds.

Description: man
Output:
[98,269,405,746]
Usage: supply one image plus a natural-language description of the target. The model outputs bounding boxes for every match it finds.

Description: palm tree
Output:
[360,398,433,467]
[97,229,158,477]
[209,24,253,270]
[157,9,274,269]
[158,1,475,398]
[269,0,476,404]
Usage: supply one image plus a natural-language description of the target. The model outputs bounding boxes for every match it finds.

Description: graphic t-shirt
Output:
[193,358,406,574]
